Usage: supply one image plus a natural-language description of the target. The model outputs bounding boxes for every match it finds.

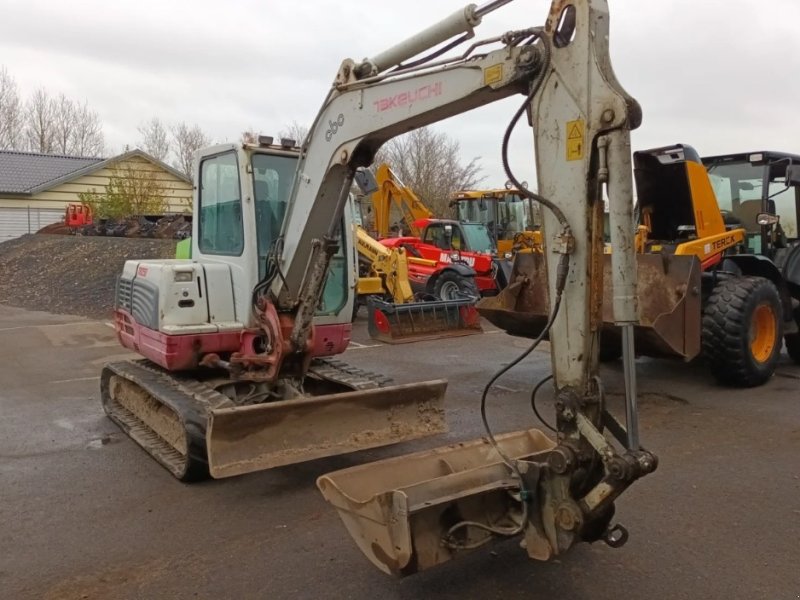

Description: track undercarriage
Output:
[101,359,447,481]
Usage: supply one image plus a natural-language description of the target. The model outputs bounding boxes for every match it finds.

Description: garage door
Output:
[0,207,64,241]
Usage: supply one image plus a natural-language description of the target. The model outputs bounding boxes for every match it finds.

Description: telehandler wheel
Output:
[785,333,800,364]
[702,276,783,387]
[433,271,479,301]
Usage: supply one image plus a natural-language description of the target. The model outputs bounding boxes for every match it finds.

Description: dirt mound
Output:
[0,234,177,319]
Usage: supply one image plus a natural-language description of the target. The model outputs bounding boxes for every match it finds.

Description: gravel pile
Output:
[0,234,177,319]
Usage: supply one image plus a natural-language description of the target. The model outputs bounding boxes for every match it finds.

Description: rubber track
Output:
[101,359,226,481]
[102,358,393,482]
[701,276,781,387]
[309,358,393,390]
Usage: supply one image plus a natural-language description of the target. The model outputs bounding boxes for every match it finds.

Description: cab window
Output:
[199,152,243,255]
[423,224,462,250]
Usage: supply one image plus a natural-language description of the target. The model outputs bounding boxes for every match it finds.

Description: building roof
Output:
[0,150,103,194]
[0,148,191,196]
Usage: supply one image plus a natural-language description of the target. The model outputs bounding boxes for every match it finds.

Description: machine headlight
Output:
[173,271,194,282]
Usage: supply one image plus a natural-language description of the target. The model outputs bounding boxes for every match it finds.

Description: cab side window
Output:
[199,152,243,255]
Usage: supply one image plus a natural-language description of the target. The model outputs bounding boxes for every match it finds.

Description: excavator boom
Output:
[317,0,657,576]
[370,164,433,237]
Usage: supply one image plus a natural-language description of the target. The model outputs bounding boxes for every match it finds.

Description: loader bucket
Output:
[206,380,448,479]
[366,296,482,344]
[477,252,702,360]
[317,428,555,576]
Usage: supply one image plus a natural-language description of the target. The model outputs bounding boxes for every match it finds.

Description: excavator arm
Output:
[309,0,657,576]
[370,164,434,238]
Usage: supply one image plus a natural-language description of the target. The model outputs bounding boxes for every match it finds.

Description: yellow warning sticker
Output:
[566,119,584,161]
[484,64,503,86]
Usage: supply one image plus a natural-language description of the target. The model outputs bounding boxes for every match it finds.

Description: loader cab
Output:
[450,188,539,253]
[633,144,729,248]
[702,151,800,256]
[420,219,494,254]
[193,143,353,325]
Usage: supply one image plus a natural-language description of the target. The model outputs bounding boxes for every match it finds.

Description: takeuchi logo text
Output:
[373,83,443,112]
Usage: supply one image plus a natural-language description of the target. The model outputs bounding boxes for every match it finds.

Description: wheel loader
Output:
[481,143,800,387]
[103,0,659,579]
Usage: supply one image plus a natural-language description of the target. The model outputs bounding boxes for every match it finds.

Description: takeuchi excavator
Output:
[102,0,659,576]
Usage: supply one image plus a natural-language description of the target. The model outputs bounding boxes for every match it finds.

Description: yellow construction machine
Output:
[450,186,542,254]
[482,143,800,386]
[367,163,433,238]
[353,222,482,343]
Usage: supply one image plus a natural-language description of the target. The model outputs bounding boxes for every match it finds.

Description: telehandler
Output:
[354,220,483,343]
[103,0,659,577]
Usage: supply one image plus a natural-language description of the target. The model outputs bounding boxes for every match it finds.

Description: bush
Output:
[79,163,168,219]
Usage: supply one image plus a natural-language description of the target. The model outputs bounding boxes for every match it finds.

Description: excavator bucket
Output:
[206,380,448,478]
[317,428,555,576]
[476,252,702,360]
[366,296,482,344]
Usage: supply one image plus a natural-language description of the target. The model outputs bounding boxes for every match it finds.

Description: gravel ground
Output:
[0,234,177,319]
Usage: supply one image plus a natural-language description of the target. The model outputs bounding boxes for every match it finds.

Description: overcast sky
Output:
[2,0,800,186]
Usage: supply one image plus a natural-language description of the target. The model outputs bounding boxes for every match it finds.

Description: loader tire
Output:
[434,271,479,301]
[785,333,800,364]
[702,276,783,387]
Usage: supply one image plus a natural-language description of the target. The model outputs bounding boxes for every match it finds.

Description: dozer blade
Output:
[317,429,555,576]
[366,296,482,344]
[207,380,448,479]
[477,252,702,360]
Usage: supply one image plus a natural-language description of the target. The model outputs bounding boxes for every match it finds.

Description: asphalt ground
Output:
[1,304,798,599]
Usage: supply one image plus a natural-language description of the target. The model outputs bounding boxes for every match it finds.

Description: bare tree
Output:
[278,121,309,145]
[0,66,23,150]
[21,88,103,156]
[52,93,77,154]
[171,122,211,180]
[70,100,104,157]
[374,127,483,216]
[24,88,56,154]
[240,128,258,144]
[138,117,170,162]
